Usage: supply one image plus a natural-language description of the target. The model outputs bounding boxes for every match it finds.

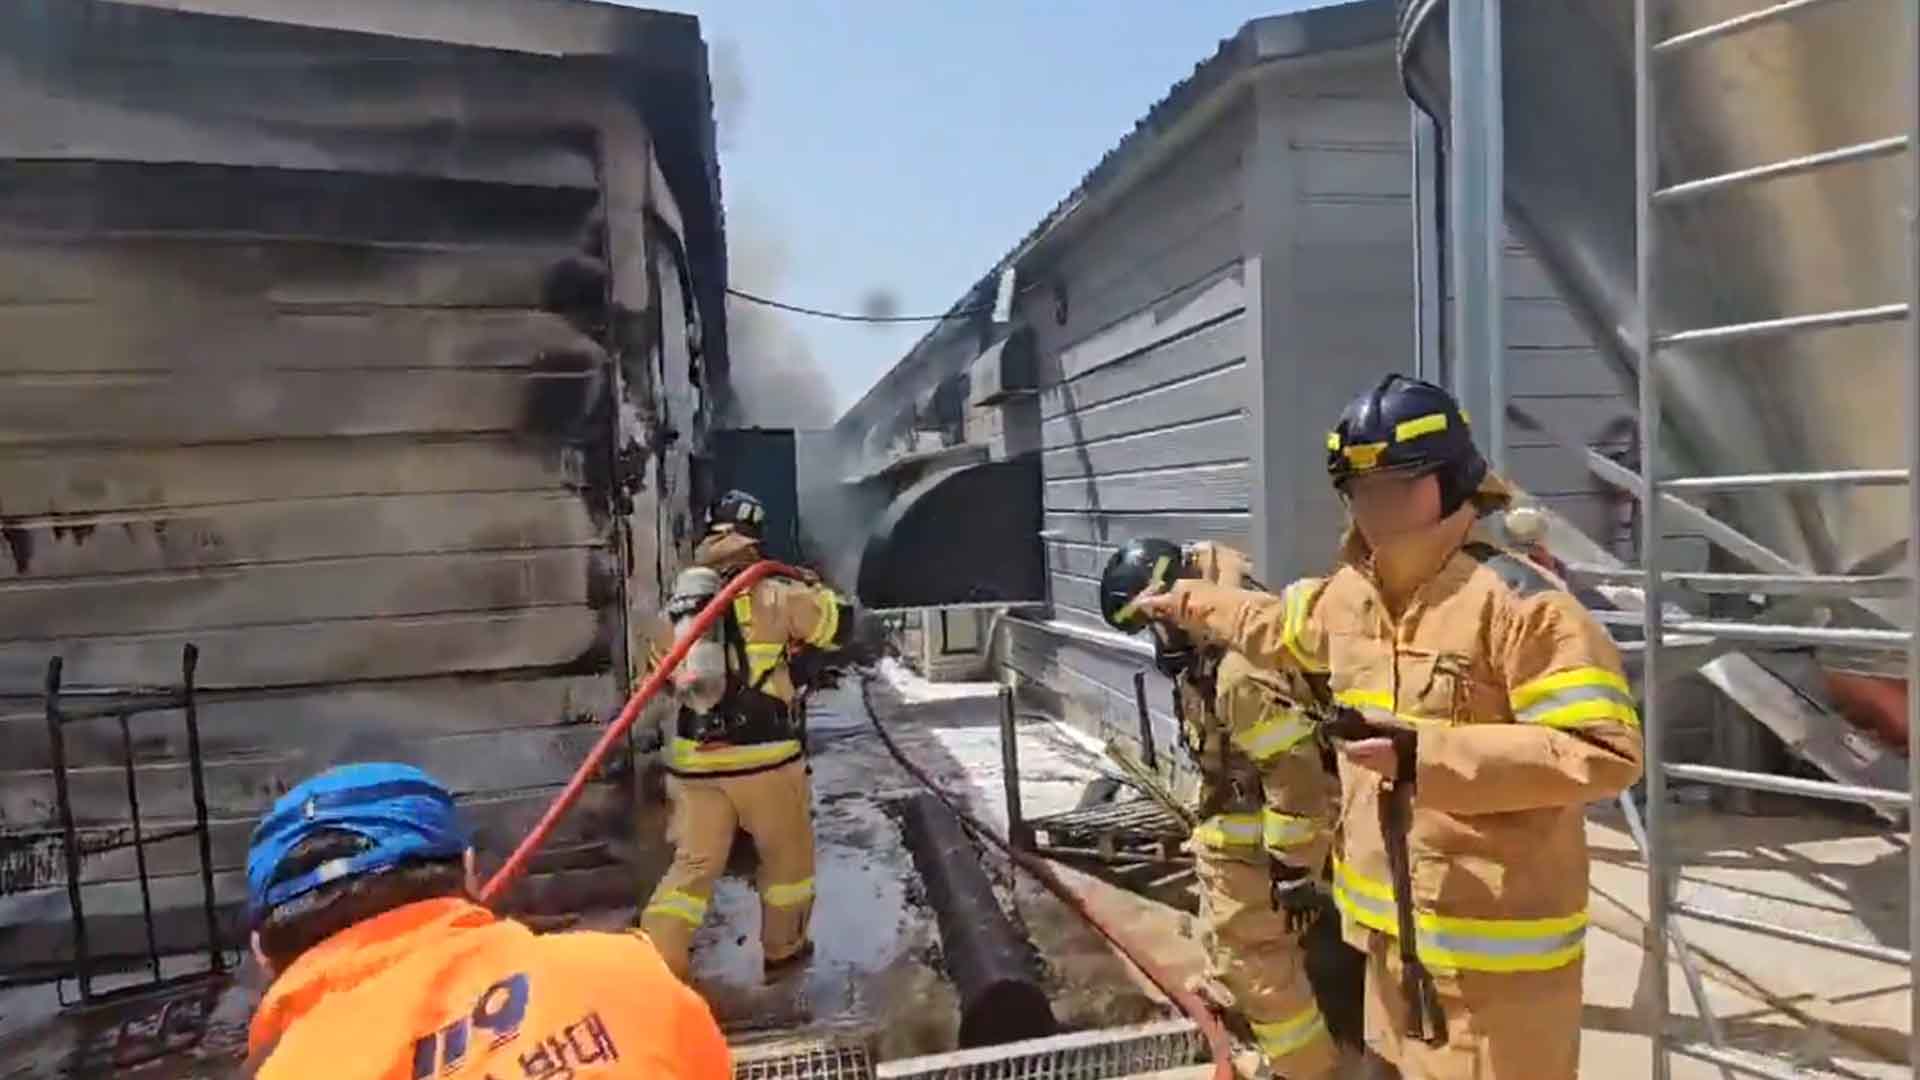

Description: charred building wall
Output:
[0,0,726,974]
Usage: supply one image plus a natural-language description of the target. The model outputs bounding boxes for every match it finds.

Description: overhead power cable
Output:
[725,286,995,324]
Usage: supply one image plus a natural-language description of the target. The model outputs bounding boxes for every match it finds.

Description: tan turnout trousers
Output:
[1362,934,1582,1079]
[1197,855,1339,1078]
[641,759,816,979]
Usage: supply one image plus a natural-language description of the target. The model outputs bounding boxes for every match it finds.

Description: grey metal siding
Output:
[1288,84,1633,562]
[1025,110,1253,630]
[990,109,1253,761]
[1435,235,1634,555]
[996,617,1182,779]
[1262,80,1418,578]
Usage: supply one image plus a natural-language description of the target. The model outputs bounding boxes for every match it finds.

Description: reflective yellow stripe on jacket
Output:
[1252,1003,1329,1060]
[1278,579,1327,673]
[667,738,803,775]
[804,593,842,648]
[1331,859,1586,973]
[1230,707,1314,762]
[1262,810,1318,853]
[1512,666,1640,730]
[1332,688,1439,727]
[732,596,787,685]
[1191,813,1262,852]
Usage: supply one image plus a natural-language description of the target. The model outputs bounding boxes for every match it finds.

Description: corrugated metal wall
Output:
[1471,241,1636,557]
[1262,75,1419,577]
[1030,108,1254,627]
[999,104,1252,754]
[1287,71,1634,561]
[995,44,1629,758]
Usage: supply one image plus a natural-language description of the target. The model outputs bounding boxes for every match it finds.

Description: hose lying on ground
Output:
[858,675,1236,1080]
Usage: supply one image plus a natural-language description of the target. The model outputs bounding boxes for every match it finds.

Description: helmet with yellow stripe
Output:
[1099,538,1189,633]
[1100,538,1202,678]
[1326,374,1487,516]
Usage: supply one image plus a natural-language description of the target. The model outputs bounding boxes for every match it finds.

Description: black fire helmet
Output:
[1099,538,1189,634]
[1325,374,1488,517]
[707,489,767,539]
[1100,539,1210,678]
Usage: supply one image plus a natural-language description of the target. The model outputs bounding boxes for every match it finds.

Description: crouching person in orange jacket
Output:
[1134,376,1643,1080]
[243,762,730,1080]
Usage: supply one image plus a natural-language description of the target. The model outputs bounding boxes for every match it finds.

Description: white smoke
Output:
[708,34,840,430]
[723,207,840,429]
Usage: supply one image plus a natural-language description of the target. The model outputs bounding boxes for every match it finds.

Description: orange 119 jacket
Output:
[1153,477,1644,976]
[248,898,731,1080]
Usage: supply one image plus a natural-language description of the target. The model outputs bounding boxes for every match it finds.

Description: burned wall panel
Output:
[0,2,719,967]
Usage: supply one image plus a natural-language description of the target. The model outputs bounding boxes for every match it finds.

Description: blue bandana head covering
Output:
[246,763,469,927]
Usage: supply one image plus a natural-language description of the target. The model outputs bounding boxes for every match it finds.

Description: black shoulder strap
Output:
[1460,541,1559,599]
[1191,649,1222,714]
[720,599,751,688]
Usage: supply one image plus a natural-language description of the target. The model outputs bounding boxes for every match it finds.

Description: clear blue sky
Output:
[647,1,1320,424]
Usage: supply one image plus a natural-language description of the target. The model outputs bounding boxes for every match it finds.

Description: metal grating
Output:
[875,1020,1206,1080]
[733,1035,874,1080]
[1027,799,1186,840]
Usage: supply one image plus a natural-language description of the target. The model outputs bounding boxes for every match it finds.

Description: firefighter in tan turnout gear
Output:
[1133,376,1644,1079]
[1099,539,1345,1078]
[640,490,853,981]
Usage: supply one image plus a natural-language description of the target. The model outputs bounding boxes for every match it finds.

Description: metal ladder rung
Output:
[1632,0,1920,1070]
[1614,634,1719,652]
[1658,468,1911,491]
[1656,135,1908,202]
[1662,617,1912,650]
[1653,0,1854,55]
[1669,1042,1844,1080]
[1658,302,1910,348]
[1665,762,1908,810]
[1670,901,1913,966]
[1567,564,1910,598]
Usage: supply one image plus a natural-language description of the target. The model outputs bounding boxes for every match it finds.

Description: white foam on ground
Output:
[874,656,1002,703]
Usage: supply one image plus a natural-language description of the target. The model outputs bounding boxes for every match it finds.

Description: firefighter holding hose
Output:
[639,490,854,981]
[1129,376,1643,1079]
[1100,540,1349,1078]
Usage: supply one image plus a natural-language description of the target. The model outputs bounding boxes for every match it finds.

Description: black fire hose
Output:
[895,792,1060,1048]
[858,677,1237,1080]
[1302,704,1449,1047]
[1381,772,1447,1046]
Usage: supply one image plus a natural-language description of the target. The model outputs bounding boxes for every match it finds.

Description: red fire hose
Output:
[479,560,805,906]
[481,560,1234,1080]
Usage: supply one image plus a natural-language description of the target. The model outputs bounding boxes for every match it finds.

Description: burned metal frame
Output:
[998,686,1184,870]
[44,643,227,1006]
